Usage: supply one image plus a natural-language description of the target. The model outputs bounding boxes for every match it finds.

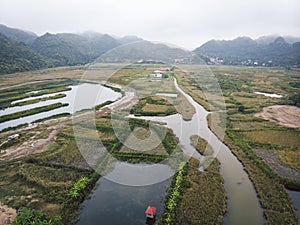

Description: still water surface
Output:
[75,79,265,225]
[0,83,122,131]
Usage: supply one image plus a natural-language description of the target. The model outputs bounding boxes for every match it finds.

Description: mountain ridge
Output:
[0,23,300,74]
[193,36,300,66]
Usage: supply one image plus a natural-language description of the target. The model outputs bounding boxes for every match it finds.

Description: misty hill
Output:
[29,33,119,66]
[0,24,37,44]
[0,33,53,74]
[194,36,300,66]
[256,35,300,45]
[0,24,146,73]
[96,41,192,64]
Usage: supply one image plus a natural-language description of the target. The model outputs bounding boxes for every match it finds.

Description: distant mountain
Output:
[0,33,53,74]
[1,23,299,74]
[0,24,147,74]
[117,35,144,44]
[0,24,37,44]
[97,40,192,64]
[194,36,300,66]
[256,35,300,45]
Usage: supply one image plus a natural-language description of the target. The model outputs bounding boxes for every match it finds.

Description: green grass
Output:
[94,100,114,111]
[32,113,71,123]
[10,93,66,107]
[160,162,189,225]
[0,79,74,109]
[174,158,226,225]
[0,103,68,123]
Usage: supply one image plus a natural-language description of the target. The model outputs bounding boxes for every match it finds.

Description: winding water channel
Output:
[76,79,265,225]
[1,78,298,223]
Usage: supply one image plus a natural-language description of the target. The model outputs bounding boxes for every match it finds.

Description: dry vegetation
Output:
[177,65,300,224]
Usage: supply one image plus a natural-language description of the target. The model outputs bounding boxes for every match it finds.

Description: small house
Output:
[7,134,20,141]
[145,206,156,219]
[149,73,162,79]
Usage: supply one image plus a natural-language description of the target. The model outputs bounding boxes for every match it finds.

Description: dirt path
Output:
[255,105,300,128]
[0,203,16,225]
[0,123,64,161]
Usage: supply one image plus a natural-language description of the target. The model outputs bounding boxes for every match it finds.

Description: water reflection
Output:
[0,83,122,131]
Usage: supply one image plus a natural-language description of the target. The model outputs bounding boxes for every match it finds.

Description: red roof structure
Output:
[145,206,156,218]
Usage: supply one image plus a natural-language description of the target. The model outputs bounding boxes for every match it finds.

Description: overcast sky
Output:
[0,0,299,49]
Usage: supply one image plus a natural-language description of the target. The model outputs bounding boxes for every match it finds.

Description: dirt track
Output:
[255,105,300,128]
[0,123,64,161]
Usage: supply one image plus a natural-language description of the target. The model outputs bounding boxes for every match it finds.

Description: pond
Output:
[0,83,122,131]
[254,91,283,98]
[75,163,171,225]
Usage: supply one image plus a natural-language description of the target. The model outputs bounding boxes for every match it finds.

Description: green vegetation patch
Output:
[160,158,226,225]
[10,93,66,107]
[12,209,63,225]
[160,162,189,225]
[0,102,68,123]
[131,96,176,116]
[175,158,226,225]
[0,79,74,109]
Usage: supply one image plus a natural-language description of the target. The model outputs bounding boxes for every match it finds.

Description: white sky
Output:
[0,0,299,49]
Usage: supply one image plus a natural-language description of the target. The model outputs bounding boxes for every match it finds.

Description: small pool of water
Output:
[286,189,300,220]
[254,91,283,98]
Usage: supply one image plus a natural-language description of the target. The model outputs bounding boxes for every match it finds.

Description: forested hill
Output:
[0,24,144,74]
[193,36,300,67]
[0,24,37,44]
[0,33,54,74]
[1,23,300,74]
[29,32,120,66]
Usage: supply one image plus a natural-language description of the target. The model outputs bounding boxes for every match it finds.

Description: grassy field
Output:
[236,130,300,147]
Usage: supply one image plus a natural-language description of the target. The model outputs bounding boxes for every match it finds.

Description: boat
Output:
[145,206,156,219]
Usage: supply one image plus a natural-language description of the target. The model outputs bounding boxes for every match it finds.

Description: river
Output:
[75,79,265,225]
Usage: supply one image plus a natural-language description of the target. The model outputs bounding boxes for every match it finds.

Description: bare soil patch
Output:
[255,105,300,128]
[0,123,65,161]
[0,202,16,225]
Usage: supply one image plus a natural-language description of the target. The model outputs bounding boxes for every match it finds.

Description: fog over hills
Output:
[193,36,300,67]
[0,23,299,74]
